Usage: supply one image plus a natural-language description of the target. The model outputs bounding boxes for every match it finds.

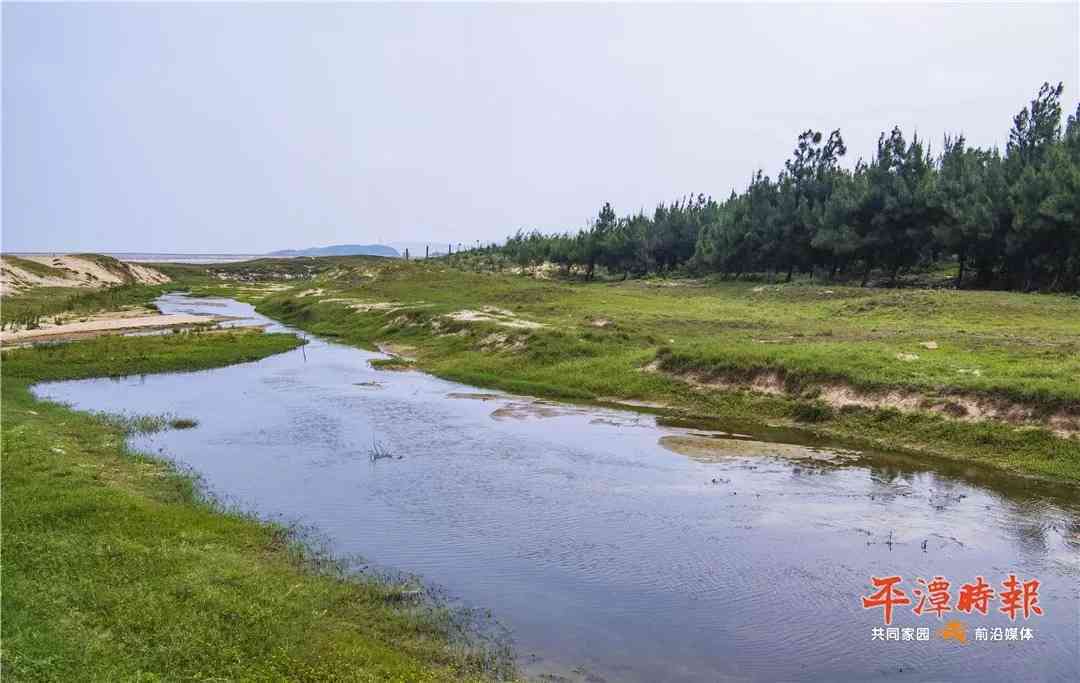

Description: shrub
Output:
[790,401,834,423]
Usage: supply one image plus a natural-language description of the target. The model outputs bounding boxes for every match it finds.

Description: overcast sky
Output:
[3,2,1078,254]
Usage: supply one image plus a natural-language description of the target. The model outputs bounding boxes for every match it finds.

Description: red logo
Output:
[862,574,1043,625]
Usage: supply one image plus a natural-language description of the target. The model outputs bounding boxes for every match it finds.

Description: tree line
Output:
[490,83,1079,291]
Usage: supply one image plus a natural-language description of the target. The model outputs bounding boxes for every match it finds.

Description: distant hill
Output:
[267,244,400,258]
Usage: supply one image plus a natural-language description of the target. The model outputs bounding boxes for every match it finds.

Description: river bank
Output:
[180,257,1080,483]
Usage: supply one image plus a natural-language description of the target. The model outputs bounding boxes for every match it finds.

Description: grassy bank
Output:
[1,330,506,680]
[187,257,1080,482]
[0,283,177,331]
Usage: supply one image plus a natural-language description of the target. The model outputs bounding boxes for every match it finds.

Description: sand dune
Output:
[0,254,169,296]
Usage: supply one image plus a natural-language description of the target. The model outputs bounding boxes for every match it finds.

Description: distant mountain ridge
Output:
[267,244,399,258]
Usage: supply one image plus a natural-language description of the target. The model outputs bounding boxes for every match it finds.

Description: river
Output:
[32,294,1080,681]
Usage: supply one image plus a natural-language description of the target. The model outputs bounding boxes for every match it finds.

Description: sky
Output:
[3,2,1078,254]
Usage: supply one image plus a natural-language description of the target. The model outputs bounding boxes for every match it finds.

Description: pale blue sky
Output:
[3,2,1077,253]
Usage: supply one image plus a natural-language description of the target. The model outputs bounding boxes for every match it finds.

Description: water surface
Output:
[34,294,1080,681]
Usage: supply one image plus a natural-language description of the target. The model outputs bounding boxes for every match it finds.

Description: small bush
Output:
[790,401,834,423]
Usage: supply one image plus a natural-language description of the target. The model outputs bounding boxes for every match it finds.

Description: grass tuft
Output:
[790,401,835,423]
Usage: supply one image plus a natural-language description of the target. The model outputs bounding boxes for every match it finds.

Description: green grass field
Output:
[185,256,1080,482]
[1,329,510,680]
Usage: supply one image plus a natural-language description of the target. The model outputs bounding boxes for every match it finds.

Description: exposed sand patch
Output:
[478,332,526,353]
[348,301,432,313]
[318,297,363,305]
[816,384,922,412]
[427,319,470,337]
[383,314,420,330]
[650,364,1080,438]
[446,392,504,401]
[589,414,653,428]
[351,301,404,312]
[659,434,860,463]
[35,255,165,285]
[665,368,788,398]
[0,312,224,346]
[36,255,127,285]
[490,401,581,421]
[376,342,417,361]
[230,283,292,293]
[446,306,545,329]
[126,263,170,285]
[36,307,158,325]
[0,259,73,294]
[509,262,566,280]
[1,254,170,295]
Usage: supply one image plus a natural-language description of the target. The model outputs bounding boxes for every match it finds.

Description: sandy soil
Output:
[446,307,545,329]
[446,392,504,401]
[0,255,169,295]
[489,400,582,421]
[0,312,225,346]
[650,363,1080,438]
[658,434,860,463]
[124,262,171,286]
[375,342,417,360]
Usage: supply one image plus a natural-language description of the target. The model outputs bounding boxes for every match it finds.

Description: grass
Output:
[370,357,416,371]
[1,255,69,279]
[2,329,510,680]
[1,329,302,381]
[152,255,364,285]
[95,411,201,435]
[169,416,199,429]
[0,283,178,330]
[183,256,1080,483]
